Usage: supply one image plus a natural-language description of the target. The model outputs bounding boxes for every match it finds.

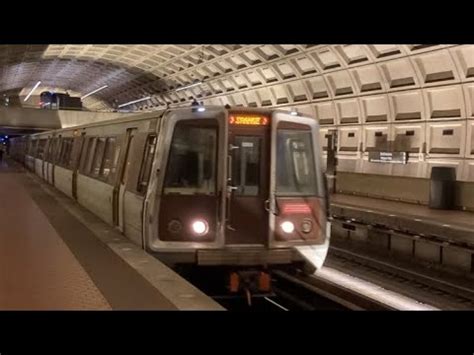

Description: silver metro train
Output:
[10,106,330,293]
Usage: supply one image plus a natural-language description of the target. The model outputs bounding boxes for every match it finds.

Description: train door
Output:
[114,128,137,231]
[226,118,270,246]
[42,138,50,180]
[72,133,86,200]
[46,137,57,185]
[45,138,50,183]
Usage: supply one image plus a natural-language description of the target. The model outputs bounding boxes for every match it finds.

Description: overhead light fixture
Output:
[23,81,42,102]
[81,85,108,100]
[290,109,298,116]
[175,81,203,92]
[118,96,151,108]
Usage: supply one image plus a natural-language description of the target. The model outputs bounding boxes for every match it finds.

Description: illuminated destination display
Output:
[229,115,269,126]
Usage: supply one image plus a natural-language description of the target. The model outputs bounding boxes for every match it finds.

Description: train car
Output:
[10,106,330,294]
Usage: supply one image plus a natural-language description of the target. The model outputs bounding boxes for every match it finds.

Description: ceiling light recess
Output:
[175,81,203,92]
[81,85,109,100]
[118,96,151,108]
[24,81,42,102]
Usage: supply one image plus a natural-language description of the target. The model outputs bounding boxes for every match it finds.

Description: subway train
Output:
[10,106,330,293]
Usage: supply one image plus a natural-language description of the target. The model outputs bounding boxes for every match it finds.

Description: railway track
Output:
[272,270,394,310]
[326,246,474,310]
[214,281,350,311]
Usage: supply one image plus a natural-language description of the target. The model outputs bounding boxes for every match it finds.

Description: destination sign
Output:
[229,115,269,126]
[368,151,408,164]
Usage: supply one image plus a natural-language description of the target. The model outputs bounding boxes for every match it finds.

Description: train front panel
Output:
[145,106,329,273]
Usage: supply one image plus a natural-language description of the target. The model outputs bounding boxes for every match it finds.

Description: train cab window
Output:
[164,120,217,195]
[137,135,157,194]
[276,130,318,196]
[100,137,117,180]
[232,136,261,196]
[91,138,106,176]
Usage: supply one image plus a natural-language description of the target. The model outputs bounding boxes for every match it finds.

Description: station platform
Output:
[330,193,474,273]
[0,160,223,310]
[330,194,474,245]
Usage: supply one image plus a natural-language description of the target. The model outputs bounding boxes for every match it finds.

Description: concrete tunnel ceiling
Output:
[1,44,474,120]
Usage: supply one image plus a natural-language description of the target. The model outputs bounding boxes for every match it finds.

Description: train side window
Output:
[37,139,47,159]
[66,138,74,168]
[27,141,33,156]
[121,135,135,185]
[79,137,90,172]
[45,140,51,162]
[81,137,96,174]
[29,140,37,156]
[35,140,40,158]
[55,137,63,163]
[58,138,73,168]
[57,140,65,166]
[48,139,54,162]
[137,135,157,194]
[60,139,67,167]
[111,142,121,178]
[34,140,39,157]
[100,137,117,180]
[47,138,57,163]
[91,138,106,177]
[62,138,72,169]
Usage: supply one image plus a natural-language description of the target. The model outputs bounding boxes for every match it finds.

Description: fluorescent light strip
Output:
[23,81,42,102]
[118,96,151,108]
[81,85,109,100]
[175,81,202,92]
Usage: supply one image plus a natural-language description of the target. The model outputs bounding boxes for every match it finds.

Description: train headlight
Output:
[301,219,313,233]
[280,221,295,234]
[191,220,209,236]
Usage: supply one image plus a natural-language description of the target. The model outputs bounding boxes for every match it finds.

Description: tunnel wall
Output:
[196,45,474,188]
[193,44,474,210]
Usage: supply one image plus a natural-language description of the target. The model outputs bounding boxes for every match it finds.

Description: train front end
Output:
[146,106,330,289]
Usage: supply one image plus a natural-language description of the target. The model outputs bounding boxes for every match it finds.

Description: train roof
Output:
[22,106,315,139]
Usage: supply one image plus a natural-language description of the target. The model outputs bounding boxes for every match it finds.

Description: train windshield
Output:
[276,129,318,196]
[164,119,217,195]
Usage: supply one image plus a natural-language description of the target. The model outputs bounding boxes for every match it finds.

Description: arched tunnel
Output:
[0,44,473,317]
[1,45,473,202]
